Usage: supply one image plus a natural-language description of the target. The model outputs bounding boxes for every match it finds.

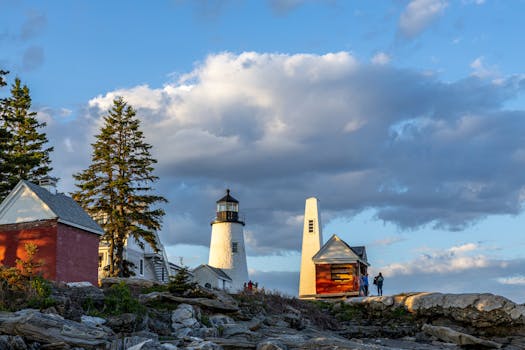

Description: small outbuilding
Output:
[0,179,103,285]
[193,264,232,290]
[312,234,369,297]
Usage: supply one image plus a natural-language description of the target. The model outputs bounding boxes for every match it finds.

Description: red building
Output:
[312,234,369,297]
[0,179,103,285]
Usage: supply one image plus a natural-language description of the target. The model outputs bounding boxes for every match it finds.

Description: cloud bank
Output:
[45,51,525,256]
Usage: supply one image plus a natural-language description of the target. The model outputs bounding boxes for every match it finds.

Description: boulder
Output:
[0,335,27,350]
[106,313,147,333]
[209,314,236,328]
[281,305,307,330]
[405,293,525,327]
[63,282,105,304]
[148,309,173,336]
[171,303,207,338]
[185,340,222,350]
[422,324,502,348]
[0,309,113,349]
[109,336,165,350]
[256,339,287,350]
[207,337,256,349]
[346,292,525,328]
[80,315,106,327]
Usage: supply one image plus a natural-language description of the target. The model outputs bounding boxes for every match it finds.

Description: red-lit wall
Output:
[56,223,99,285]
[315,263,359,295]
[0,220,58,280]
[0,220,99,285]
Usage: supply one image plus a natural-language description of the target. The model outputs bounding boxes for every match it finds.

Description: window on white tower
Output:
[308,220,314,233]
[232,242,238,253]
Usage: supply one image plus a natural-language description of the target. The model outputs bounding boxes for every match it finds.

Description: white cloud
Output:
[462,0,485,5]
[399,0,448,38]
[379,242,492,276]
[371,236,405,247]
[497,275,525,285]
[371,52,391,65]
[470,56,499,79]
[448,242,478,254]
[89,84,165,111]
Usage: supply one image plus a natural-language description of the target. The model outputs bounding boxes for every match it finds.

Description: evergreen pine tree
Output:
[73,97,167,277]
[168,266,197,295]
[0,77,53,199]
[0,70,12,199]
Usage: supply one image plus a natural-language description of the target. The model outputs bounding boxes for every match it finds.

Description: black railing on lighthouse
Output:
[211,212,246,225]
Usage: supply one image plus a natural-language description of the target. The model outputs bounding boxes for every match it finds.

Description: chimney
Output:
[38,176,59,194]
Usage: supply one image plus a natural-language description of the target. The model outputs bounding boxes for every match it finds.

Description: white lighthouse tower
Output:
[299,197,323,299]
[208,189,249,291]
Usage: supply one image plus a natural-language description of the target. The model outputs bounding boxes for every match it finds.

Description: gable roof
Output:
[312,234,369,266]
[193,264,232,281]
[0,180,104,235]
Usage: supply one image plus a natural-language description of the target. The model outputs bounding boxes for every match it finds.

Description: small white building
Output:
[193,264,232,290]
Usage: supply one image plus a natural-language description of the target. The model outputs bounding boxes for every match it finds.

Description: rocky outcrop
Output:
[1,284,524,350]
[0,309,113,349]
[422,324,502,348]
[346,292,525,328]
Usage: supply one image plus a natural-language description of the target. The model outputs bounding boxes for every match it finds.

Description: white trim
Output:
[0,181,56,224]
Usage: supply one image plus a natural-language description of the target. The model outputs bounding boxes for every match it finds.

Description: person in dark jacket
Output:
[373,272,384,296]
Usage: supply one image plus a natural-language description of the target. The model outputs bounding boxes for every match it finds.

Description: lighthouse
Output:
[208,189,249,291]
[299,197,323,299]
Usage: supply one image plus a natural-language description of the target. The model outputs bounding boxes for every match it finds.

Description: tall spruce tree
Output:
[0,70,11,198]
[73,97,167,277]
[0,76,53,200]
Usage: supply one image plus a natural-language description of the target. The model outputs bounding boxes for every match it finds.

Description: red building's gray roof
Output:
[22,180,104,235]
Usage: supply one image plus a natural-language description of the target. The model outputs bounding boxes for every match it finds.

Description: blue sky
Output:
[2,0,525,303]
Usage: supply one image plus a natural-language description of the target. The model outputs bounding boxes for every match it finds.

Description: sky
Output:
[1,0,525,303]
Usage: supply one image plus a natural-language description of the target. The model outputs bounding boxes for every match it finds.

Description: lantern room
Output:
[213,189,244,225]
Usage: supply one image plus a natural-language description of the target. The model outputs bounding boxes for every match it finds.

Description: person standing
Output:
[374,273,384,296]
[359,274,369,296]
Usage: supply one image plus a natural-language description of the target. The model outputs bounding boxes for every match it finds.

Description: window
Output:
[232,242,238,253]
[98,254,104,268]
[308,219,314,233]
[161,267,165,282]
[331,264,353,281]
[139,259,144,275]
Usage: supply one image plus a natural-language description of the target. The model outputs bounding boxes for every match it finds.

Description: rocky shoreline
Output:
[0,279,524,349]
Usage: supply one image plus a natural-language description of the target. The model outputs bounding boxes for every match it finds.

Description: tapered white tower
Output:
[299,197,323,299]
[208,189,249,291]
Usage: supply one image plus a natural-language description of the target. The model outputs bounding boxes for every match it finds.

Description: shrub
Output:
[103,282,145,316]
[0,244,54,311]
[168,267,197,295]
